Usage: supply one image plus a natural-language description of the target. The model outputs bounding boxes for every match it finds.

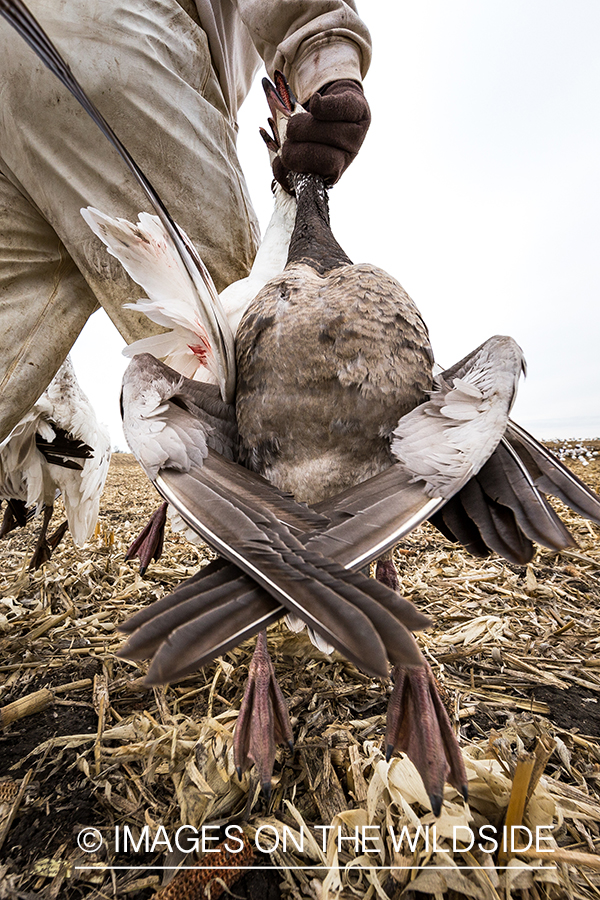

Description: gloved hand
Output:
[273,79,371,190]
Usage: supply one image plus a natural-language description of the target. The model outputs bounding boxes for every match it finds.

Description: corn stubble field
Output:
[1,443,600,900]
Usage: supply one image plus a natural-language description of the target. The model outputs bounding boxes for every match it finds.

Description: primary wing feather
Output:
[122,354,430,679]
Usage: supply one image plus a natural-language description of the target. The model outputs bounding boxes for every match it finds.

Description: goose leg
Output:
[233,630,294,796]
[386,662,468,816]
[0,499,29,538]
[375,547,401,592]
[125,502,168,575]
[376,549,468,814]
[47,519,69,552]
[29,505,55,570]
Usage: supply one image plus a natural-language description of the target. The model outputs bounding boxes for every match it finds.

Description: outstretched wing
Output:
[120,335,600,683]
[506,420,600,524]
[81,208,223,385]
[390,335,525,498]
[311,335,526,566]
[316,335,600,565]
[0,0,235,402]
[431,422,600,564]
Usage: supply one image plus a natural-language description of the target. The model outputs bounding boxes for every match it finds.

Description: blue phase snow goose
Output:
[5,2,600,812]
[0,356,111,569]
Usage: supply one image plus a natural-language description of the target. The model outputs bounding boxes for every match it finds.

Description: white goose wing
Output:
[0,0,235,402]
[312,335,526,566]
[1,359,109,544]
[0,399,53,508]
[390,335,525,498]
[44,359,111,545]
[81,208,222,385]
[90,185,297,383]
[315,334,600,567]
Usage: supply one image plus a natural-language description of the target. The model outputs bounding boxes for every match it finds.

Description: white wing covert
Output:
[391,335,526,498]
[81,208,223,386]
[121,354,236,481]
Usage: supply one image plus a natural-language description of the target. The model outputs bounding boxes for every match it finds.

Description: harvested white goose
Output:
[0,357,111,569]
[6,5,600,812]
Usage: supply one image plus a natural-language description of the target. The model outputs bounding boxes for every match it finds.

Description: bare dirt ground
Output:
[1,443,599,899]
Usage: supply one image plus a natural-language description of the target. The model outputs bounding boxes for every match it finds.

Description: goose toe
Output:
[385,662,468,816]
[233,631,293,795]
[375,555,401,592]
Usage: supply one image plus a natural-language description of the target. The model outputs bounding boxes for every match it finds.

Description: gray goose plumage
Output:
[5,3,600,813]
[236,180,433,504]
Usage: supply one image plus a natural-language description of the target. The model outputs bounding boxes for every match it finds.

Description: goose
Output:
[0,356,111,569]
[5,3,600,813]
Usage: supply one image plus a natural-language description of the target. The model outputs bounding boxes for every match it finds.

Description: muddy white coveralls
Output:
[0,0,370,441]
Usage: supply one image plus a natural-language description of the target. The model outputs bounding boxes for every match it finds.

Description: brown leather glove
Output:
[273,79,371,190]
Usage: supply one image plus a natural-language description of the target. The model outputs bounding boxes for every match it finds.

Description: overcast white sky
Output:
[71,0,600,448]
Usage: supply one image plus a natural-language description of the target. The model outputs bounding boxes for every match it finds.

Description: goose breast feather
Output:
[235,262,434,503]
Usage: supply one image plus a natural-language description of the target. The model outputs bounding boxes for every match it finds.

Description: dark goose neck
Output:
[286,173,353,274]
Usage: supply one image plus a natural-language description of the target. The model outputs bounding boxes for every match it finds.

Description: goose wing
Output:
[121,354,431,680]
[0,359,108,541]
[390,335,525,497]
[310,335,525,565]
[44,359,112,545]
[118,559,285,684]
[81,208,224,385]
[505,420,600,524]
[0,0,235,402]
[120,335,600,683]
[316,335,600,565]
[118,336,524,682]
[119,549,430,684]
[0,401,52,506]
[430,424,600,563]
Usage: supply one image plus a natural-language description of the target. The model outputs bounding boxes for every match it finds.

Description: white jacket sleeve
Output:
[236,0,371,101]
[193,0,371,117]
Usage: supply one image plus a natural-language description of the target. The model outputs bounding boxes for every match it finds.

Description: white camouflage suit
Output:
[0,0,371,441]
